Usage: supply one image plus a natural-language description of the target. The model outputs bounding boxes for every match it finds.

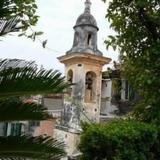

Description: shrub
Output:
[79,120,160,160]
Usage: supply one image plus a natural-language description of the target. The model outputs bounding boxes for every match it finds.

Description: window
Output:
[122,80,135,101]
[87,34,92,46]
[74,32,79,46]
[3,123,8,136]
[125,81,129,100]
[29,121,40,127]
[10,123,22,136]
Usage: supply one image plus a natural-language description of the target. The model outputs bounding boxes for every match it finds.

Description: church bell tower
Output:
[58,0,111,122]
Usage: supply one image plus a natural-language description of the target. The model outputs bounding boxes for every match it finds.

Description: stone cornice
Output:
[57,53,111,66]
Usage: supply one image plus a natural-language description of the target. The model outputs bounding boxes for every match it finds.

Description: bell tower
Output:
[58,0,111,122]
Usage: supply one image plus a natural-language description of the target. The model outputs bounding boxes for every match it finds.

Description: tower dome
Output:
[75,12,98,30]
[75,0,98,29]
[67,0,102,56]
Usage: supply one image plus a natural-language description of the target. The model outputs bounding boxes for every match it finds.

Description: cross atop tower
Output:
[84,0,91,13]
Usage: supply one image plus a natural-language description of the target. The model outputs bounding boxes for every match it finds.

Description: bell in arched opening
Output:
[67,69,73,84]
[85,71,96,102]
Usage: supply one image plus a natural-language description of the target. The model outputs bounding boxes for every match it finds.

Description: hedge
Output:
[79,120,160,160]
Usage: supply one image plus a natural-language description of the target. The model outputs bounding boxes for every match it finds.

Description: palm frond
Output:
[0,98,53,122]
[0,17,20,36]
[0,59,36,69]
[0,59,70,99]
[0,135,66,160]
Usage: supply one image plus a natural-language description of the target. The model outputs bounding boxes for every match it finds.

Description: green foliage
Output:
[112,79,121,101]
[103,0,160,124]
[0,59,68,159]
[133,100,160,125]
[0,59,70,99]
[0,135,66,160]
[0,0,46,45]
[0,0,66,157]
[79,120,160,160]
[0,97,53,122]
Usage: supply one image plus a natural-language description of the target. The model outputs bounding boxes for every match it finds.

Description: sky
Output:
[0,0,118,73]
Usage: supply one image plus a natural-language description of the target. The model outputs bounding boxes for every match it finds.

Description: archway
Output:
[85,71,96,102]
[67,70,73,84]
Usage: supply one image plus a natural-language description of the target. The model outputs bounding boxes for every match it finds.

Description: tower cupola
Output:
[67,0,103,56]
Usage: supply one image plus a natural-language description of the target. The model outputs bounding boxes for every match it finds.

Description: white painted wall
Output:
[101,79,112,98]
[54,128,79,157]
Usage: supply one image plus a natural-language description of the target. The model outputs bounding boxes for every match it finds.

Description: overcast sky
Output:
[0,0,118,73]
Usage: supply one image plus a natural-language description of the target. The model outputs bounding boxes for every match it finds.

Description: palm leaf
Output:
[0,98,53,122]
[0,135,66,160]
[0,59,70,99]
[0,17,20,36]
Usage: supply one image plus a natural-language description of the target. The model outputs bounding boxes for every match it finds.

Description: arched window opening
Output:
[85,72,96,103]
[87,34,92,46]
[74,32,79,46]
[67,70,73,84]
[67,70,73,96]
